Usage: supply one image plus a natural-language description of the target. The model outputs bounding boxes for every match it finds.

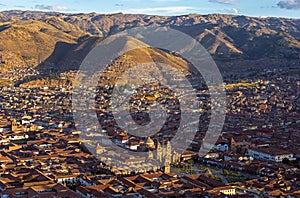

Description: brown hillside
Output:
[0,19,85,70]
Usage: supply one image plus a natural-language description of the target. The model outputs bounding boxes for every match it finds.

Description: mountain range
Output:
[0,10,299,84]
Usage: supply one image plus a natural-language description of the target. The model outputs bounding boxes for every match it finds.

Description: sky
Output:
[0,0,299,18]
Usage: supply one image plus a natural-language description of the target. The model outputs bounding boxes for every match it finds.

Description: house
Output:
[202,138,229,152]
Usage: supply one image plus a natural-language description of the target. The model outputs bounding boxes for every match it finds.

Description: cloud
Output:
[222,8,239,14]
[128,6,196,15]
[232,8,239,14]
[277,0,300,10]
[115,4,124,7]
[209,0,239,4]
[14,5,25,8]
[0,3,6,6]
[34,4,73,11]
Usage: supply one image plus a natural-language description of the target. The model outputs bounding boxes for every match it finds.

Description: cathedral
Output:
[147,139,181,173]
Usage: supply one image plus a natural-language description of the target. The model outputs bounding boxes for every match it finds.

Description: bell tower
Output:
[11,119,18,132]
[156,141,162,162]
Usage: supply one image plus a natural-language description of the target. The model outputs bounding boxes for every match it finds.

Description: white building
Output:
[248,147,294,162]
[203,141,229,152]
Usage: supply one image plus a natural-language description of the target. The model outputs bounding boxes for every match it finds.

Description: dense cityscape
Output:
[0,63,298,197]
[0,3,299,197]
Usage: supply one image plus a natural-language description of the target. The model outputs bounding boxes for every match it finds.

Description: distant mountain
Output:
[0,17,86,72]
[0,10,299,76]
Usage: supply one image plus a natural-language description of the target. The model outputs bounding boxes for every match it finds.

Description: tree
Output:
[282,158,290,165]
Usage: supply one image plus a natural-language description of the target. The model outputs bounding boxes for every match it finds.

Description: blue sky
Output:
[0,0,299,18]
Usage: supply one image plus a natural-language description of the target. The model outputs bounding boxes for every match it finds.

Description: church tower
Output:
[164,164,171,174]
[147,151,153,160]
[163,141,172,174]
[156,141,162,162]
[165,141,172,165]
[11,119,19,132]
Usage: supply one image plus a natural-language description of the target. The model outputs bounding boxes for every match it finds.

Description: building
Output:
[211,186,236,196]
[248,147,294,162]
[145,137,155,149]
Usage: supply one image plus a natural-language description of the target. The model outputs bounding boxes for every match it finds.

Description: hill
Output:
[0,18,86,72]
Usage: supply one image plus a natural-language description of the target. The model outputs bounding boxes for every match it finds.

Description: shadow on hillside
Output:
[15,37,103,86]
[0,24,11,32]
[15,41,76,86]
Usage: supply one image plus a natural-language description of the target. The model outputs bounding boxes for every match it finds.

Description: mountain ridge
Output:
[0,10,299,86]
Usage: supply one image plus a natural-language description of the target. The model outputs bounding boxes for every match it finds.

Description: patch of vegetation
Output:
[198,165,208,171]
[228,177,247,183]
[174,168,195,174]
[207,174,222,182]
[221,169,240,176]
[173,160,195,174]
[282,158,300,168]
